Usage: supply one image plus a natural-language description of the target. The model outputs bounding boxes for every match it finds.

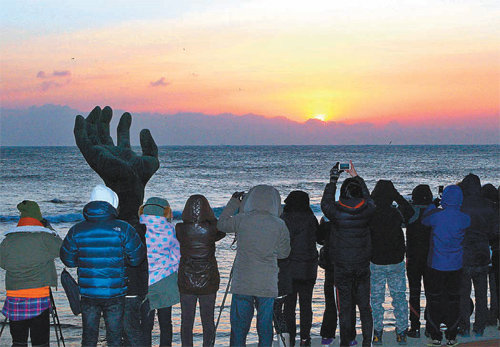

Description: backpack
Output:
[61,268,81,315]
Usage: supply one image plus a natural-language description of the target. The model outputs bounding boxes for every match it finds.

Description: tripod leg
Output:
[0,316,7,339]
[50,290,65,347]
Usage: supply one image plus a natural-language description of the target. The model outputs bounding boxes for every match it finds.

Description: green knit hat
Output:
[17,200,43,221]
[142,197,170,217]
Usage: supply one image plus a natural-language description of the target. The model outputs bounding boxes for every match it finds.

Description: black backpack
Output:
[61,268,81,315]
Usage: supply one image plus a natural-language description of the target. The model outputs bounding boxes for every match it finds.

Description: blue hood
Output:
[83,201,118,221]
[441,185,463,208]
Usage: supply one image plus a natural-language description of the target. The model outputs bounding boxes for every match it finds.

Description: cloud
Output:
[36,71,47,78]
[150,77,170,87]
[1,105,498,145]
[40,81,62,91]
[53,70,71,77]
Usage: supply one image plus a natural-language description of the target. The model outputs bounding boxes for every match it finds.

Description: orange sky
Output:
[1,1,499,124]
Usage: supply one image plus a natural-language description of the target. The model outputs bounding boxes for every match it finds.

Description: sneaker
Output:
[300,338,311,346]
[407,328,420,338]
[446,339,459,346]
[397,330,407,345]
[349,340,358,346]
[427,339,442,346]
[321,337,334,346]
[373,330,383,345]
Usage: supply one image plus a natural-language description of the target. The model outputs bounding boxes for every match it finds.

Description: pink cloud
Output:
[53,70,71,77]
[150,77,170,87]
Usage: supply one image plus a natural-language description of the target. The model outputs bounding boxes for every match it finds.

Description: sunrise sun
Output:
[312,114,326,122]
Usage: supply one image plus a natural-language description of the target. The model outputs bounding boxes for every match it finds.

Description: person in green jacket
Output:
[0,200,62,347]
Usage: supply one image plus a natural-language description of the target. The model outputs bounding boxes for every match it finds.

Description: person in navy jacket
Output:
[422,185,470,347]
[60,184,146,347]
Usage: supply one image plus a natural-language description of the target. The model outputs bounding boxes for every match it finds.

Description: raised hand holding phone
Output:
[346,160,358,177]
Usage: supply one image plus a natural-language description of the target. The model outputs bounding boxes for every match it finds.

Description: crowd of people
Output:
[0,161,498,347]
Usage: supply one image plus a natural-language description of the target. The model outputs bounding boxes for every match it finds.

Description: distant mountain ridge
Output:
[0,104,498,145]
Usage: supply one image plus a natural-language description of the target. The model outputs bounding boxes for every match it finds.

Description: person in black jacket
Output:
[481,184,499,326]
[281,191,319,346]
[175,195,225,347]
[458,174,499,336]
[369,180,414,345]
[321,161,376,347]
[405,184,434,338]
[318,217,356,346]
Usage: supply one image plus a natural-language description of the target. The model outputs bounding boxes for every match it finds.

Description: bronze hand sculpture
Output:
[74,106,159,225]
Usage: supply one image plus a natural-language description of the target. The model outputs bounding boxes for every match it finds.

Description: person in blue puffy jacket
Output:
[422,185,470,347]
[60,184,146,347]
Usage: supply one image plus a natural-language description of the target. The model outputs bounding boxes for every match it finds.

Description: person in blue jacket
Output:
[422,185,470,347]
[60,184,146,347]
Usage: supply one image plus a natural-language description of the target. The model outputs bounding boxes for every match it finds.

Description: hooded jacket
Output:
[459,174,499,267]
[281,191,319,280]
[406,184,434,262]
[176,195,225,295]
[0,224,62,290]
[423,185,470,271]
[218,185,291,297]
[321,176,376,266]
[60,201,146,299]
[369,180,414,265]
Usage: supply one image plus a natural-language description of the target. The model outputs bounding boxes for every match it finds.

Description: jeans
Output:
[81,296,125,347]
[370,261,408,333]
[424,267,461,341]
[284,278,315,342]
[459,265,489,332]
[230,294,274,347]
[9,309,50,347]
[334,263,372,347]
[123,296,149,346]
[180,293,216,347]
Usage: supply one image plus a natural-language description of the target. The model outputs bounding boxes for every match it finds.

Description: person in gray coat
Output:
[218,185,291,347]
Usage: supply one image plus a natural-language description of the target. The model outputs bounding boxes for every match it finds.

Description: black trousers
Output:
[424,267,461,341]
[180,293,216,347]
[321,268,356,340]
[407,258,427,330]
[284,278,315,342]
[459,265,488,333]
[9,309,50,347]
[492,250,500,322]
[273,296,288,335]
[334,263,372,347]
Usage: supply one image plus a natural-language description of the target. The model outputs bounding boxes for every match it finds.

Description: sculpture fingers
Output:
[140,129,158,158]
[98,106,115,146]
[74,115,97,158]
[86,106,102,145]
[117,112,132,148]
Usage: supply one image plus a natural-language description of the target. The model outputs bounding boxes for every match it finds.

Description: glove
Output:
[329,162,344,183]
[232,191,245,201]
[433,197,441,207]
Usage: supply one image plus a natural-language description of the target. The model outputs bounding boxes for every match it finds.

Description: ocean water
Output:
[0,145,499,346]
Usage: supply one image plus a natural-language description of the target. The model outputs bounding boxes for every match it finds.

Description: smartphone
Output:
[339,163,351,171]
